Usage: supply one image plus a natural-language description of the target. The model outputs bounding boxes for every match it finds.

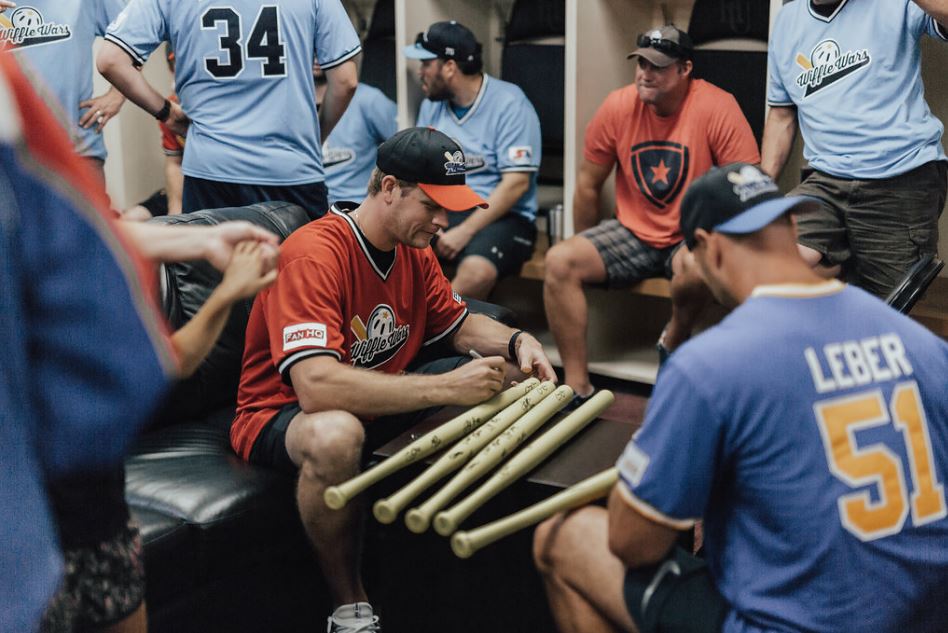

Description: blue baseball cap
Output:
[680,163,819,249]
[403,21,481,63]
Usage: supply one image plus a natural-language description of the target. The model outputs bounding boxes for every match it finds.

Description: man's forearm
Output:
[170,290,234,378]
[97,41,165,116]
[914,0,948,28]
[451,313,517,359]
[572,185,602,234]
[165,156,183,215]
[119,222,210,262]
[319,60,358,138]
[760,106,798,180]
[291,362,461,417]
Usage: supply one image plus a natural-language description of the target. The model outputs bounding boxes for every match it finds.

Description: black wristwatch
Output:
[154,98,171,122]
[507,330,524,360]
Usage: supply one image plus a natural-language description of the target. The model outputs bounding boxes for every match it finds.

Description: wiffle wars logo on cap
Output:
[443,151,465,176]
[726,165,779,202]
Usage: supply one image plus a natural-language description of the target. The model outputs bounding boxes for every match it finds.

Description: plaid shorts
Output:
[580,219,682,289]
[40,519,145,633]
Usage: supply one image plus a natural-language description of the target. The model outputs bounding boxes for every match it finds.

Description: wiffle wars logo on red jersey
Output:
[282,322,327,351]
[349,305,410,369]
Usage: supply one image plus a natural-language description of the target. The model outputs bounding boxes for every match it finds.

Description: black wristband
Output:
[154,98,171,122]
[507,330,524,361]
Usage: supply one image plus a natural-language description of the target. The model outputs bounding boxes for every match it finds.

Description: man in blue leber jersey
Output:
[1,0,129,182]
[762,0,948,298]
[533,164,948,633]
[314,62,397,204]
[404,20,542,299]
[0,51,174,633]
[97,0,361,216]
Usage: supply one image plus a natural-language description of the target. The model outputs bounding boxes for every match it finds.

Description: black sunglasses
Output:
[636,34,689,59]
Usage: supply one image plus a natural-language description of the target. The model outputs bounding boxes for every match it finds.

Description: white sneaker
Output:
[326,602,381,633]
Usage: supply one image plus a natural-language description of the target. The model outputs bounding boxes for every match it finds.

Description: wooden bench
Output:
[519,232,671,298]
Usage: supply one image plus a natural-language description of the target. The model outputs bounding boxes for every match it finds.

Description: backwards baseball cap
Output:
[403,20,482,64]
[627,25,694,67]
[376,127,488,212]
[680,163,818,249]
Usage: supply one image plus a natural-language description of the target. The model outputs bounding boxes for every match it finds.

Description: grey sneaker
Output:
[327,602,380,633]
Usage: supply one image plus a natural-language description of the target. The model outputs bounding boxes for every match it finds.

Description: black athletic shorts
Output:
[624,547,727,633]
[441,211,537,279]
[249,355,471,475]
[182,176,329,220]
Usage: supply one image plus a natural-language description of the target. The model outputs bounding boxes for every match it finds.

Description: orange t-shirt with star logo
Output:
[584,79,760,248]
[231,206,468,460]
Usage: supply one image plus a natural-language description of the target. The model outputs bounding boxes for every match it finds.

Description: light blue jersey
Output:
[768,0,947,179]
[106,0,360,185]
[618,281,948,633]
[323,82,396,203]
[416,74,541,222]
[2,0,127,160]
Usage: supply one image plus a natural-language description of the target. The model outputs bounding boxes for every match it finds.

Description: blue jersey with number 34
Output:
[106,0,360,185]
[618,281,948,633]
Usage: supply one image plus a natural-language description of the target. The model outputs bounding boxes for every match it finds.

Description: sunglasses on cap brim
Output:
[636,34,689,59]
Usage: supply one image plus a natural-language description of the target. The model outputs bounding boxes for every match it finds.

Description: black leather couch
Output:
[129,202,326,632]
[127,202,515,632]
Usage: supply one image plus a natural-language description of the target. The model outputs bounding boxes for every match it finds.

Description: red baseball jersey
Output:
[231,206,468,459]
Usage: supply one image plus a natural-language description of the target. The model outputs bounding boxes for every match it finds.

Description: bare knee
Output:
[533,514,561,575]
[547,236,606,288]
[545,242,575,283]
[290,411,364,479]
[454,256,498,296]
[533,507,605,577]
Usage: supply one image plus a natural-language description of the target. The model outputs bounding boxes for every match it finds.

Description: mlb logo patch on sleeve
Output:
[618,442,650,487]
[283,322,327,351]
[508,146,533,165]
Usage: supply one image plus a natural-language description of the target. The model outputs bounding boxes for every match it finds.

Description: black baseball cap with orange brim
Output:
[376,127,488,212]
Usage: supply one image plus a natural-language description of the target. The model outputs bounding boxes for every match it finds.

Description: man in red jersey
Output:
[232,127,556,633]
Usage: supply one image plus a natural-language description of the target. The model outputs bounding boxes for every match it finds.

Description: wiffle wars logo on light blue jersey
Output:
[794,39,871,98]
[323,144,356,168]
[0,7,72,49]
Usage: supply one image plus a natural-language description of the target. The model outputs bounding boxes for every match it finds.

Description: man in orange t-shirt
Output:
[543,25,759,402]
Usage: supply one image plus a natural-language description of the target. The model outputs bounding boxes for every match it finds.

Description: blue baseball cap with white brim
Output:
[680,163,820,249]
[403,21,481,63]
